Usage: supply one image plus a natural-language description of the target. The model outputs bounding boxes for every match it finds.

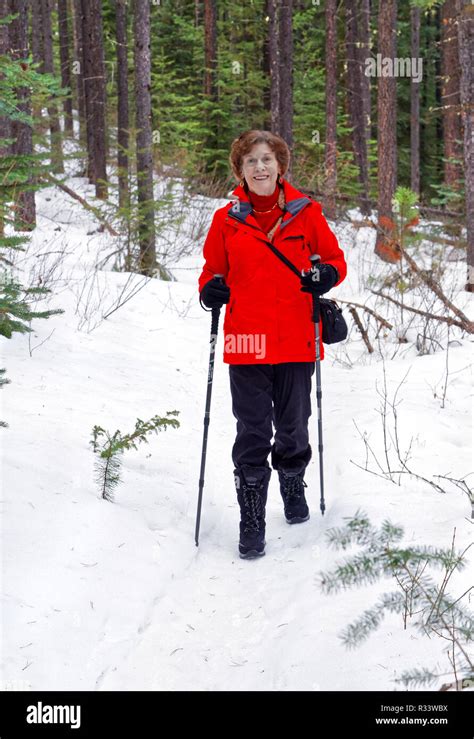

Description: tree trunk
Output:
[80,0,94,182]
[115,0,129,211]
[262,0,271,130]
[134,0,156,275]
[72,0,86,149]
[8,0,36,230]
[441,0,462,193]
[358,0,371,150]
[375,0,398,262]
[279,0,293,179]
[345,0,370,215]
[434,6,443,158]
[81,0,107,198]
[57,0,74,135]
[324,0,337,220]
[203,0,217,100]
[30,0,43,70]
[410,5,421,196]
[0,0,10,236]
[203,0,218,169]
[269,0,280,135]
[457,0,474,292]
[0,0,10,155]
[41,0,64,173]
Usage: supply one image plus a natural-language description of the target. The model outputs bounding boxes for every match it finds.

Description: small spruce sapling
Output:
[90,411,180,501]
[318,511,474,689]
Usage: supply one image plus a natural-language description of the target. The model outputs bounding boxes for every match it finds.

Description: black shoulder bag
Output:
[262,238,348,345]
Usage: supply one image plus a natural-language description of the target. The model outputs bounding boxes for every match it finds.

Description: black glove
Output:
[300,263,338,296]
[200,277,230,309]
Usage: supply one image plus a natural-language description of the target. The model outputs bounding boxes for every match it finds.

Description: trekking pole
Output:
[195,274,224,546]
[307,254,326,515]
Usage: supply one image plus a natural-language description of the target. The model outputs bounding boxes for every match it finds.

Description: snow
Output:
[1,168,472,692]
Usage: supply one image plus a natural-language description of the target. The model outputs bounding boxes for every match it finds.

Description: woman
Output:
[198,130,347,559]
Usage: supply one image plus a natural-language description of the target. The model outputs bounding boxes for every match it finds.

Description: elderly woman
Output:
[198,130,347,559]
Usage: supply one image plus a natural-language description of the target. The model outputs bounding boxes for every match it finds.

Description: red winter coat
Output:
[198,178,347,364]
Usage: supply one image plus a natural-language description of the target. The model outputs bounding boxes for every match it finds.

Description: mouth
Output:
[253,175,269,181]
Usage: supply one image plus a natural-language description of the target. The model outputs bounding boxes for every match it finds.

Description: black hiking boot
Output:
[233,465,271,559]
[278,469,310,524]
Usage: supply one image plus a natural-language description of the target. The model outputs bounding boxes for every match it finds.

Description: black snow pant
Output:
[229,361,315,474]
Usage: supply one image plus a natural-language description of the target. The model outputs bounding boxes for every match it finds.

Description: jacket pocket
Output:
[283,234,304,240]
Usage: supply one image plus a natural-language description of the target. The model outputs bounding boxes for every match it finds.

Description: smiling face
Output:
[240,143,281,196]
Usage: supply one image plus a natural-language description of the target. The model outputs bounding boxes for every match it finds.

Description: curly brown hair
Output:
[229,130,290,182]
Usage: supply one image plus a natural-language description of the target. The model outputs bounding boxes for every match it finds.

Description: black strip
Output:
[263,240,301,277]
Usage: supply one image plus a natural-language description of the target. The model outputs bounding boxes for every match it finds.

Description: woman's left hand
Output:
[300,263,338,296]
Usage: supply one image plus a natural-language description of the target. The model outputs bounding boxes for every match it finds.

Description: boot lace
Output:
[242,484,263,533]
[281,473,307,503]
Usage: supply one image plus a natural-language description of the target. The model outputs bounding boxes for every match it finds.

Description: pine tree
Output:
[8,0,36,230]
[457,0,474,292]
[344,0,370,214]
[80,0,107,197]
[203,0,219,172]
[269,0,280,135]
[134,0,156,276]
[40,0,64,173]
[0,5,11,237]
[57,0,74,135]
[279,0,293,177]
[324,0,337,219]
[375,0,399,263]
[410,5,421,196]
[71,0,86,150]
[115,0,129,211]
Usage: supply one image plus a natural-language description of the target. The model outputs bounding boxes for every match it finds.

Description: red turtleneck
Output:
[247,182,284,236]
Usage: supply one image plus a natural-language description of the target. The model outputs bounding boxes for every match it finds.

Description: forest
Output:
[1,0,473,285]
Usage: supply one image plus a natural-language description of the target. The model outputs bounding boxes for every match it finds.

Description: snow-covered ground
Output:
[1,170,472,692]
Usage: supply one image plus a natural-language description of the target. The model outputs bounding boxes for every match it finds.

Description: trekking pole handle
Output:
[211,274,225,322]
[301,253,321,277]
[306,254,321,323]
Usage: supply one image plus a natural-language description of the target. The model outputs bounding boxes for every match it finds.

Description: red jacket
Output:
[198,178,347,364]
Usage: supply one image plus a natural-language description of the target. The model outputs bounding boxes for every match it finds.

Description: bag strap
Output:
[261,238,339,288]
[261,238,302,278]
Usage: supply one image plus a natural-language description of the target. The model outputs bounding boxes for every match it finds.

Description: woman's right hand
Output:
[200,277,231,309]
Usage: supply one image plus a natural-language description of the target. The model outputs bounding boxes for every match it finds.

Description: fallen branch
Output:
[434,474,474,520]
[348,306,373,353]
[338,299,393,330]
[399,246,472,327]
[43,174,120,236]
[370,290,473,333]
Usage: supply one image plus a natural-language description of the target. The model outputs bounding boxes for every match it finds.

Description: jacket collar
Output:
[228,177,311,234]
